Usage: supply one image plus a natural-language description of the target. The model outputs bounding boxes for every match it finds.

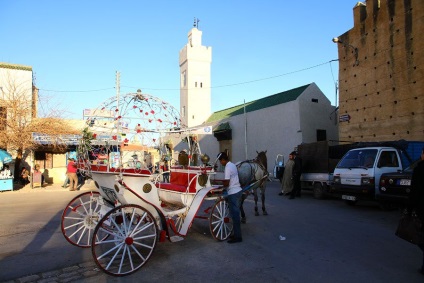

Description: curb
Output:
[5,261,102,283]
[7,183,97,193]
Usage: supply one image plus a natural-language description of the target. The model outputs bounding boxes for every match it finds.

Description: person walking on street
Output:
[289,151,302,199]
[67,158,78,191]
[408,147,424,275]
[218,152,243,244]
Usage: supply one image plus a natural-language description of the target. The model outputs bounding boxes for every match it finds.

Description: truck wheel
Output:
[345,200,357,206]
[313,183,325,199]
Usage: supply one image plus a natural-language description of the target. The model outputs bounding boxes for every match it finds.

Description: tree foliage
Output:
[0,69,80,176]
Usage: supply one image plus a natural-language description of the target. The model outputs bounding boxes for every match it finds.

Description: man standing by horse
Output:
[218,152,243,244]
[289,151,302,199]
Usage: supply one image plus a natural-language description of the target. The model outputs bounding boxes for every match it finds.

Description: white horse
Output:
[237,151,269,223]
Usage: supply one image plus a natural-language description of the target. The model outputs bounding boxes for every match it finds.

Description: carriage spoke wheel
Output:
[169,213,186,235]
[209,198,233,241]
[61,191,103,248]
[91,204,158,277]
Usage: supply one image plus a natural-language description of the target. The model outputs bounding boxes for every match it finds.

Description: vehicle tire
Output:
[313,183,325,199]
[345,200,357,206]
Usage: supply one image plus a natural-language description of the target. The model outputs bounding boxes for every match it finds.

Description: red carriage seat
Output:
[157,171,198,193]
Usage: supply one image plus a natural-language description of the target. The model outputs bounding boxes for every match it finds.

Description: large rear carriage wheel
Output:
[91,204,158,276]
[209,198,233,241]
[61,191,102,248]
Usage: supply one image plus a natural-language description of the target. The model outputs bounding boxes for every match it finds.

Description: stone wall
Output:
[336,0,423,142]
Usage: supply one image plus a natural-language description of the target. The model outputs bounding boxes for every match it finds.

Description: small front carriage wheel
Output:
[61,191,102,248]
[91,204,158,277]
[209,198,233,241]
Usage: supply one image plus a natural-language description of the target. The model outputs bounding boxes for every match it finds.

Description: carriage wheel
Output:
[91,204,158,276]
[209,198,233,241]
[61,191,103,248]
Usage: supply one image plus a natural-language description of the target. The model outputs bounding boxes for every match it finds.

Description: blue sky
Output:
[1,1,356,119]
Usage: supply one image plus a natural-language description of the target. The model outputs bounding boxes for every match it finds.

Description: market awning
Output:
[213,122,232,141]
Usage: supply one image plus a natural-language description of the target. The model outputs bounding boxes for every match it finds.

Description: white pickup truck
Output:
[331,144,420,205]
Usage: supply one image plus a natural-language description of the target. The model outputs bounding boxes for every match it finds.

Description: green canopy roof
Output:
[207,84,310,123]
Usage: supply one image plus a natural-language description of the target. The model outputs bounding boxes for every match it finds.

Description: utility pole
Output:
[116,71,121,113]
[244,99,248,159]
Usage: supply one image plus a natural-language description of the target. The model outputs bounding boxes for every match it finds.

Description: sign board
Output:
[32,133,81,145]
[339,114,351,122]
[188,126,213,135]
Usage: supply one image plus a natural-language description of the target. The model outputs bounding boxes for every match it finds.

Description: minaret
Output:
[179,18,212,128]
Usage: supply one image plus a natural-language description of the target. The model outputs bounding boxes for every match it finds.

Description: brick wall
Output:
[336,0,423,141]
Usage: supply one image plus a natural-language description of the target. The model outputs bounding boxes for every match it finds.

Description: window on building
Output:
[195,82,197,87]
[316,129,327,141]
[312,98,318,103]
[181,71,186,87]
[181,106,185,118]
[200,82,203,88]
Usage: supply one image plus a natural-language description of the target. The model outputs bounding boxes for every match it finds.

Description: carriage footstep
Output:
[170,235,185,242]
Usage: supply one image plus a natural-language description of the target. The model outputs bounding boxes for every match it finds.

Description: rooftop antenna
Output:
[193,17,199,28]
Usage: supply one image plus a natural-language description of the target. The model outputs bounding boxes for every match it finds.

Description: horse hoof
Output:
[263,211,268,216]
[255,212,259,216]
[241,217,246,224]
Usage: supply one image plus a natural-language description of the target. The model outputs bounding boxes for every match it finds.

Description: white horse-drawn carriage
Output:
[60,91,266,276]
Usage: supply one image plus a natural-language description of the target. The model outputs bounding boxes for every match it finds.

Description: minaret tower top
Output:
[179,19,212,127]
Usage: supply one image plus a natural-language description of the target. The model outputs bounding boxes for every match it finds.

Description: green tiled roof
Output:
[207,84,310,122]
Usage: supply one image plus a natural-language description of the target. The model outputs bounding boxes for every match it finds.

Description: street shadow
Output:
[0,205,91,281]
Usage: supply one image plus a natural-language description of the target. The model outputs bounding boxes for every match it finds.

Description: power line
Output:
[36,59,337,93]
[39,87,115,93]
[212,60,336,88]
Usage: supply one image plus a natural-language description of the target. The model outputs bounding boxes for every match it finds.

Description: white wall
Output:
[0,66,33,102]
[196,84,338,172]
[298,83,339,143]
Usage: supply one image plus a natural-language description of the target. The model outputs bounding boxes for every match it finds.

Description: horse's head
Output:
[255,150,267,170]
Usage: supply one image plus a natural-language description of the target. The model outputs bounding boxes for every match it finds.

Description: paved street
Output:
[0,181,423,283]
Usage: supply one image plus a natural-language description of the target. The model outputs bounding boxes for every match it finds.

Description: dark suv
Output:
[377,159,420,209]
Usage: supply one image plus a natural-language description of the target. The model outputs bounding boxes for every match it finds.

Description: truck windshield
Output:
[336,149,378,169]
